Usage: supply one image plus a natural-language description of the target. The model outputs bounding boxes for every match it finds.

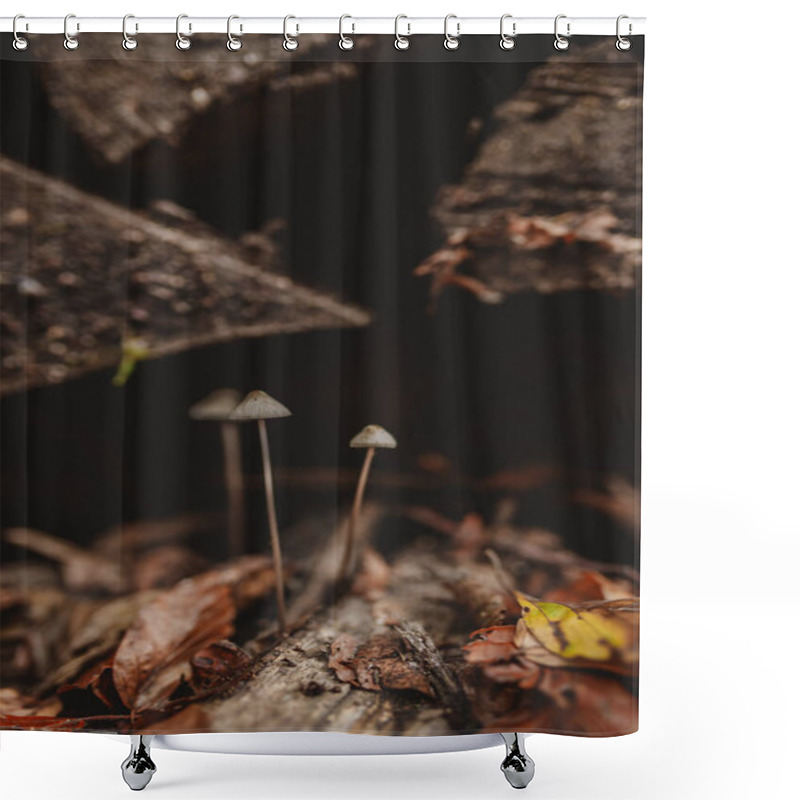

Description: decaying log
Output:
[150,547,510,735]
[192,595,465,734]
[0,157,370,395]
[417,44,643,301]
[36,34,365,164]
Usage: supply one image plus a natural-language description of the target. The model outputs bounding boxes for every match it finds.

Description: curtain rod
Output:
[1,16,646,37]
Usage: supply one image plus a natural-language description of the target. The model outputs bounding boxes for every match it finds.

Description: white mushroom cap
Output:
[189,388,242,421]
[229,390,292,421]
[350,424,397,449]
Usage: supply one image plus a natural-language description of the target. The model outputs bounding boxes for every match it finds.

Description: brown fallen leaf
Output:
[196,555,277,610]
[112,579,235,712]
[465,625,559,688]
[572,476,640,531]
[477,464,561,492]
[93,513,220,556]
[190,640,253,692]
[133,546,209,591]
[3,528,128,593]
[34,591,159,698]
[451,513,487,561]
[0,587,25,612]
[0,687,61,718]
[1,587,74,682]
[111,557,275,713]
[544,570,635,605]
[328,632,435,697]
[57,653,126,717]
[0,713,89,731]
[490,670,637,735]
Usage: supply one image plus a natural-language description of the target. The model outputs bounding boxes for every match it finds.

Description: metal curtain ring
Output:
[339,14,355,50]
[444,14,460,50]
[176,14,192,50]
[283,15,299,51]
[500,14,516,50]
[616,14,632,51]
[63,13,79,50]
[227,15,242,51]
[122,14,138,51]
[12,14,29,51]
[394,15,410,50]
[554,14,570,50]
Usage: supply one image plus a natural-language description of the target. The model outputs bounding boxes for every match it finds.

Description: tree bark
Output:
[0,158,369,396]
[416,42,644,302]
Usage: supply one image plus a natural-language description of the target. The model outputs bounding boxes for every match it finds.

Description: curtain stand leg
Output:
[121,735,157,791]
[499,733,535,789]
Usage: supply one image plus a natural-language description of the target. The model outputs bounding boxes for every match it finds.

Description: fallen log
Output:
[417,42,643,301]
[36,34,365,164]
[0,157,370,395]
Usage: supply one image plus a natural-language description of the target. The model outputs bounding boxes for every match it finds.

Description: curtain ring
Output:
[227,15,243,51]
[616,14,632,51]
[554,14,570,50]
[283,15,299,51]
[12,15,29,51]
[499,14,516,50]
[394,15,411,50]
[63,13,79,51]
[176,14,192,50]
[339,14,355,50]
[444,14,460,51]
[122,14,138,51]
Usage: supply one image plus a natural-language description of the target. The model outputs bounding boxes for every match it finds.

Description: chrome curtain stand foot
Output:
[500,733,535,789]
[121,735,157,791]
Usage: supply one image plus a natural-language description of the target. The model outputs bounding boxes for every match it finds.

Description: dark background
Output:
[0,36,641,567]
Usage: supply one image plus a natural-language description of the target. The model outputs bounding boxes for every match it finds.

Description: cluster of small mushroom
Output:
[190,389,396,634]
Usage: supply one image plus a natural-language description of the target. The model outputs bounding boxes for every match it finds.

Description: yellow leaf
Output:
[513,590,636,664]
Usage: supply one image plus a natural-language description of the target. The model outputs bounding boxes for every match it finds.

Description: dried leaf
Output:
[464,625,558,687]
[572,476,640,531]
[544,570,635,604]
[0,713,89,731]
[0,588,24,612]
[133,546,209,591]
[3,528,128,593]
[93,513,219,556]
[491,670,636,735]
[35,591,159,698]
[190,640,253,692]
[514,591,637,665]
[198,555,276,610]
[0,687,61,717]
[0,588,74,682]
[328,632,435,697]
[451,513,487,560]
[57,654,126,716]
[112,579,235,712]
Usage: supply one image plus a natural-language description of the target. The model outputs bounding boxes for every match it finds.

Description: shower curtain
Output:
[0,30,643,738]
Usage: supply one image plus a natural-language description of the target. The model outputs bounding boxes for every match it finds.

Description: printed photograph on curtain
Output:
[0,33,643,737]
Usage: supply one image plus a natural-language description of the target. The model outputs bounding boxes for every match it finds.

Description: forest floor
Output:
[1,494,638,737]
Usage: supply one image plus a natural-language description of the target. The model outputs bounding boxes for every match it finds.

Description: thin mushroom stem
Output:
[220,422,245,557]
[338,446,376,585]
[257,418,286,632]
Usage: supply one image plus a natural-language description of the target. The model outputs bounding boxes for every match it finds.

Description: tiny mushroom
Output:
[229,390,291,632]
[189,389,245,557]
[337,425,397,585]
